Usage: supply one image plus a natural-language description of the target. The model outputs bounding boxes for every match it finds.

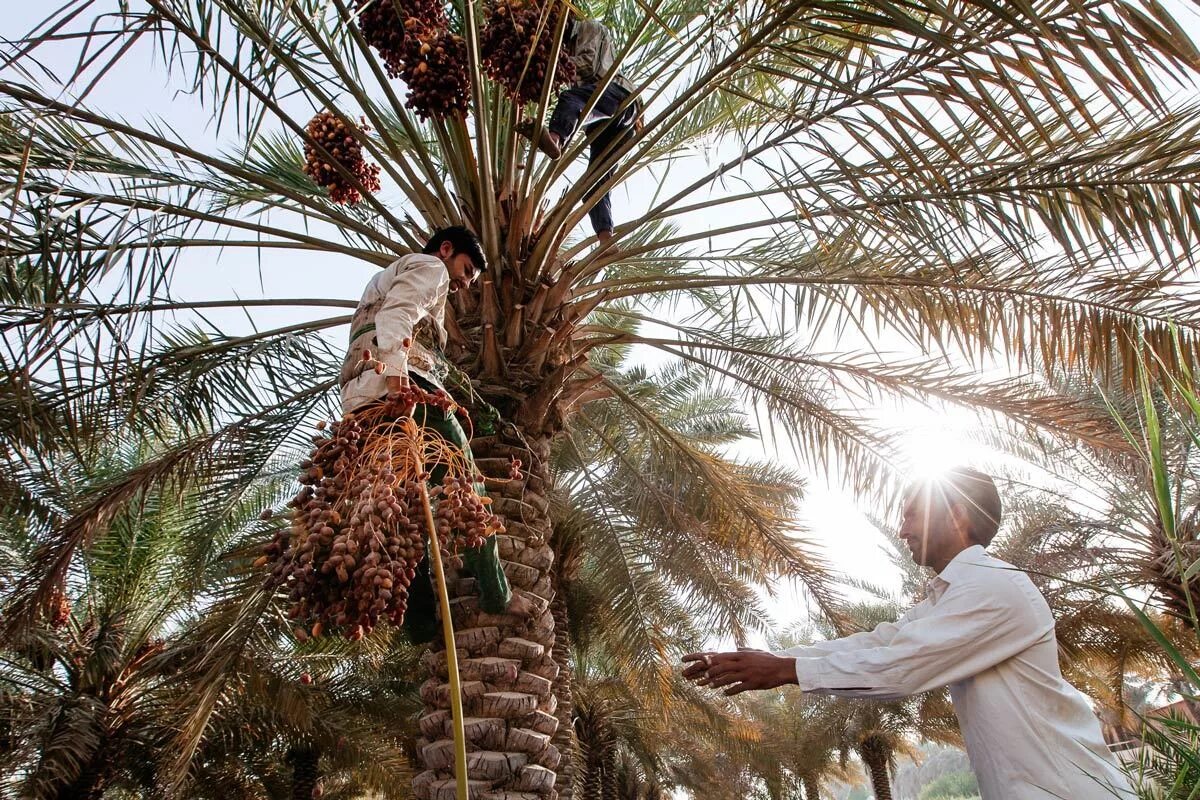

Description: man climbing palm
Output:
[340,226,534,641]
[517,11,638,249]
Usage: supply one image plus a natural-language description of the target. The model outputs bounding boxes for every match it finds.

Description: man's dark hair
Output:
[945,467,1002,546]
[423,226,486,275]
[907,467,1003,546]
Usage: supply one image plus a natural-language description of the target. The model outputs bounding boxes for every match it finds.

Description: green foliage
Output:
[0,418,418,799]
[1129,714,1200,800]
[1100,338,1200,800]
[918,771,979,800]
[547,356,825,798]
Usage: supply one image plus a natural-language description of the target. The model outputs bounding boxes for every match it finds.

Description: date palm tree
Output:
[737,691,852,800]
[6,0,1200,797]
[0,407,419,799]
[547,358,818,798]
[178,637,422,800]
[0,434,245,800]
[566,645,770,800]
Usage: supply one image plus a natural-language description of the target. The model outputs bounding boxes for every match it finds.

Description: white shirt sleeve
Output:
[773,607,921,659]
[372,255,448,378]
[794,579,1049,701]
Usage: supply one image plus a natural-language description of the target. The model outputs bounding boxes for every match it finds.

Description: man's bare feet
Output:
[515,119,562,159]
[596,230,617,254]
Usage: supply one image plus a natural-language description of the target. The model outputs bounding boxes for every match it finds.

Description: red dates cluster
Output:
[481,0,576,105]
[301,111,382,205]
[433,473,503,568]
[356,0,447,78]
[355,0,470,119]
[260,394,504,641]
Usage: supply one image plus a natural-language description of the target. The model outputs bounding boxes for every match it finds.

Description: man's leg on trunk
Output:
[584,102,636,244]
[520,84,594,159]
[413,400,513,612]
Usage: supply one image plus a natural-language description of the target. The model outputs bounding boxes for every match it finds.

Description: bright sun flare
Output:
[885,402,985,482]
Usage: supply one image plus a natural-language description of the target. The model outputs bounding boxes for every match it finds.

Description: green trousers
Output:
[404,384,511,643]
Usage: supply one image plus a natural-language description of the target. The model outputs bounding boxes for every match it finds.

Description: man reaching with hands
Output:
[683,468,1133,799]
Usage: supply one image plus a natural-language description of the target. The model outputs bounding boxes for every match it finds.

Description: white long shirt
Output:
[340,254,449,414]
[779,546,1134,799]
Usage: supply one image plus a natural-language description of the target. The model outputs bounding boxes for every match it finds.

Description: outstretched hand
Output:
[681,650,798,696]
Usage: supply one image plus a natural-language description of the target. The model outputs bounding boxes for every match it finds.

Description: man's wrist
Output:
[778,655,800,686]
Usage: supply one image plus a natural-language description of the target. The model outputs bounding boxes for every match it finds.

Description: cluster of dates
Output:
[356,0,447,77]
[301,111,382,205]
[261,391,505,641]
[481,0,577,105]
[355,0,470,119]
[305,1,584,198]
[354,0,576,118]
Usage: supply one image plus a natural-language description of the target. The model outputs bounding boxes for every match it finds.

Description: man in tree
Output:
[340,226,533,641]
[683,468,1134,799]
[517,10,638,250]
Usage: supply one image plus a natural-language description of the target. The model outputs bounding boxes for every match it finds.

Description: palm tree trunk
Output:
[858,743,893,800]
[289,745,320,800]
[599,746,618,800]
[802,774,821,800]
[576,707,618,800]
[44,710,108,800]
[56,765,107,800]
[581,766,602,800]
[579,733,604,800]
[1147,522,1200,621]
[549,575,581,799]
[413,432,561,800]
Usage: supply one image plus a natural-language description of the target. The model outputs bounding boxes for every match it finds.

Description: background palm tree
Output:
[0,434,244,800]
[0,423,422,799]
[1088,353,1200,800]
[737,691,853,800]
[534,356,826,798]
[178,631,423,800]
[812,602,960,800]
[6,0,1200,796]
[566,645,770,800]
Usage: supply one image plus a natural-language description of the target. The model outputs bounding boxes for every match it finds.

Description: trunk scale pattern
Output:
[413,434,563,800]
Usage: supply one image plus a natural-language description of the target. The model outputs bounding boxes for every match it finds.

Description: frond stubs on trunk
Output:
[415,434,563,800]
